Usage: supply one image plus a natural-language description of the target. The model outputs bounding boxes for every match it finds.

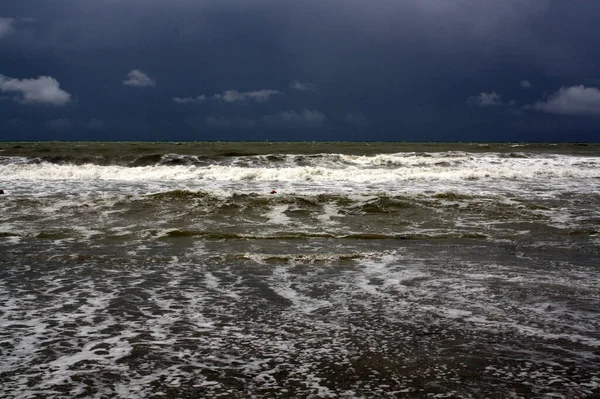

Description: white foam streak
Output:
[2,154,599,184]
[269,266,332,313]
[263,204,292,225]
[1,153,598,200]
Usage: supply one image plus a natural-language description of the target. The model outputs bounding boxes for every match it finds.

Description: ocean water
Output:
[0,142,599,398]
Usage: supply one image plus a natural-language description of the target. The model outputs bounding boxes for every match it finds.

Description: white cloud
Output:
[46,118,72,131]
[343,112,369,126]
[214,89,281,103]
[532,85,600,116]
[520,80,532,89]
[467,91,502,107]
[0,75,71,105]
[263,109,326,127]
[123,69,155,87]
[290,81,319,92]
[0,17,14,39]
[173,95,206,104]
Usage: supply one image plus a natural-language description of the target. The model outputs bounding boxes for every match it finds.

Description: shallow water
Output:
[1,142,599,398]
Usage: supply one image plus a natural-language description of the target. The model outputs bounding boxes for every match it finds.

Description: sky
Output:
[1,0,599,142]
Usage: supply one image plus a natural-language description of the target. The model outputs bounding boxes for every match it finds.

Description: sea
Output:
[0,141,599,398]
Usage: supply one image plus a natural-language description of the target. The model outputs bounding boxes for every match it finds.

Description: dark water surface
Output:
[1,142,599,398]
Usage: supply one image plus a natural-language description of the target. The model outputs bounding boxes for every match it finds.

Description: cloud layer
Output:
[2,1,600,140]
[0,75,71,105]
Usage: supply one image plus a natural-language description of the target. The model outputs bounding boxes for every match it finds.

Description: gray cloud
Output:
[205,117,233,128]
[532,85,600,117]
[0,75,71,105]
[467,91,502,107]
[205,116,257,129]
[290,81,319,92]
[46,118,72,131]
[520,80,532,89]
[174,96,206,104]
[46,118,106,131]
[6,119,27,129]
[214,89,281,103]
[123,69,155,87]
[175,90,281,104]
[263,109,326,127]
[88,118,105,130]
[343,112,369,126]
[0,17,14,39]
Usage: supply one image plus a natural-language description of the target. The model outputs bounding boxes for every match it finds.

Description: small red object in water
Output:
[270,190,277,194]
[0,189,4,194]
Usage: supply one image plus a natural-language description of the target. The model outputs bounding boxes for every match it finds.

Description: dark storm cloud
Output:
[1,0,600,141]
[45,117,106,131]
[45,118,72,131]
[203,109,328,130]
[205,116,257,129]
[263,109,327,128]
[343,113,369,127]
[87,118,105,130]
[3,1,598,69]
